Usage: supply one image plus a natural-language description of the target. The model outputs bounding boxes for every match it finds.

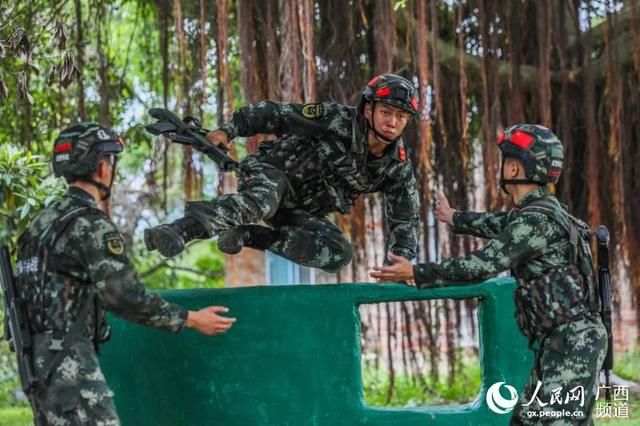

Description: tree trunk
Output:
[74,0,86,121]
[279,0,303,102]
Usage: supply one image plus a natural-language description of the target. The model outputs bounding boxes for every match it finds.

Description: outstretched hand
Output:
[186,306,236,336]
[370,253,415,285]
[207,129,230,149]
[434,191,455,225]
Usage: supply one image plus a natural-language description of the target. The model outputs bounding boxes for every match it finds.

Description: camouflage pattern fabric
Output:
[186,100,420,269]
[510,314,607,425]
[412,186,607,424]
[17,187,188,424]
[415,187,592,287]
[267,209,353,272]
[33,334,120,426]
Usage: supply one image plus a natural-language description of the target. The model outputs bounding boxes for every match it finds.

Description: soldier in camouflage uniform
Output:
[370,124,607,425]
[144,74,421,272]
[16,123,236,425]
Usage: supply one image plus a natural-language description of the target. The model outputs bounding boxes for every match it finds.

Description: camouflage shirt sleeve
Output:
[71,213,188,333]
[451,210,512,239]
[220,101,353,141]
[414,211,547,288]
[383,160,420,260]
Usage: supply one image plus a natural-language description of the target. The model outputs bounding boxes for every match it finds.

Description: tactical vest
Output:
[512,198,601,343]
[16,207,107,347]
[255,135,371,215]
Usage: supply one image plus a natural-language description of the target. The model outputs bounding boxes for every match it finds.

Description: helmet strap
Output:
[80,156,118,201]
[499,156,539,195]
[78,178,111,201]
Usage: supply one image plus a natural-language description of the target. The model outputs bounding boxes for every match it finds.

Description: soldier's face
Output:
[365,103,411,140]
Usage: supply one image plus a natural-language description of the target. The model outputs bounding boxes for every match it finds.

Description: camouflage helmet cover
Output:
[52,122,123,180]
[498,124,564,184]
[358,73,419,116]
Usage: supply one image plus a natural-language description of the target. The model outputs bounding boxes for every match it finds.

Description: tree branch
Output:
[427,2,639,87]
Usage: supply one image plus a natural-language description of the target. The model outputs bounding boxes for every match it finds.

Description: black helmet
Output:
[53,122,123,182]
[497,124,564,185]
[358,74,419,116]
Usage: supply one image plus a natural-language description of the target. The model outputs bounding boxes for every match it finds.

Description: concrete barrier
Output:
[101,277,532,425]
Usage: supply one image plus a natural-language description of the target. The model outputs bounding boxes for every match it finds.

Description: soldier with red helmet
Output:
[371,124,607,424]
[145,74,421,273]
[15,123,236,424]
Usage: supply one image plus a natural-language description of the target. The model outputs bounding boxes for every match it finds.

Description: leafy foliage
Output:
[0,144,65,246]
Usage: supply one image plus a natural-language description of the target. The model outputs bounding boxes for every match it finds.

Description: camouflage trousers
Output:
[32,333,120,426]
[186,157,353,272]
[510,314,607,425]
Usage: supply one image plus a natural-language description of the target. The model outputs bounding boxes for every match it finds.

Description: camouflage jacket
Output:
[16,187,187,342]
[413,187,598,338]
[221,101,420,259]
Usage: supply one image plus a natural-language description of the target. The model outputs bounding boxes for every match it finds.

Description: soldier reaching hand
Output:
[15,123,236,425]
[371,124,607,425]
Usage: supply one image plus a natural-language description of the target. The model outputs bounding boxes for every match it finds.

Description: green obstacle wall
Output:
[101,278,533,426]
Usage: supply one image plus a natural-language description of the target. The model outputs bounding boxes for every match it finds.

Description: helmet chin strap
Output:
[499,156,538,195]
[80,158,118,201]
[80,179,112,201]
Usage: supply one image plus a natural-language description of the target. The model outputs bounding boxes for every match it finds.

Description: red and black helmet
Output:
[497,124,564,185]
[52,122,124,182]
[358,74,419,116]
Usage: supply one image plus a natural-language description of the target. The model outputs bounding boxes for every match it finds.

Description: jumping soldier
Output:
[144,74,421,273]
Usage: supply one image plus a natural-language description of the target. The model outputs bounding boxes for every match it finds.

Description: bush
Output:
[0,144,64,246]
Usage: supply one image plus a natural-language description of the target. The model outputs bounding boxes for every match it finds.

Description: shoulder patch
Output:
[398,145,407,161]
[301,103,324,119]
[104,231,125,255]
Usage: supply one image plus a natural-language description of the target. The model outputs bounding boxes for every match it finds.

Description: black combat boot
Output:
[217,225,277,255]
[144,216,209,257]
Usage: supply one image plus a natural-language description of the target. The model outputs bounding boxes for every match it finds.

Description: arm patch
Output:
[104,231,125,255]
[301,103,325,119]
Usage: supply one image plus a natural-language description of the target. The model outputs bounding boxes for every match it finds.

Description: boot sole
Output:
[217,229,243,255]
[144,227,185,257]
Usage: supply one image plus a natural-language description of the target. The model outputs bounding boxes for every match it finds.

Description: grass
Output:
[614,346,640,383]
[594,346,640,424]
[363,360,482,407]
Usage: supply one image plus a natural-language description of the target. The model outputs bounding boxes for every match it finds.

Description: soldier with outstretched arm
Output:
[10,123,235,425]
[371,124,607,425]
